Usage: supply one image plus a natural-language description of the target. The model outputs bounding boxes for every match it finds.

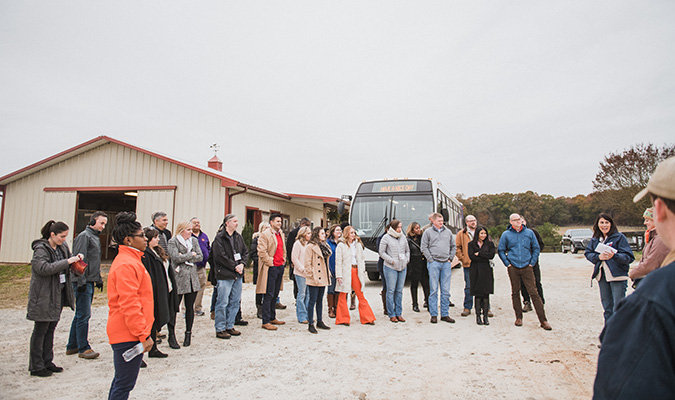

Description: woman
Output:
[27,221,82,377]
[585,213,635,323]
[325,224,342,318]
[141,227,176,357]
[628,208,670,288]
[167,221,203,347]
[291,226,312,323]
[335,226,376,325]
[249,222,271,319]
[304,227,333,333]
[106,212,154,399]
[468,226,495,325]
[379,220,410,323]
[406,222,429,312]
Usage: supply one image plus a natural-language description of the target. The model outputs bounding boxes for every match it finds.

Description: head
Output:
[390,219,402,233]
[143,226,168,260]
[327,224,342,241]
[174,221,192,238]
[634,156,675,248]
[465,215,477,230]
[112,212,145,251]
[509,214,522,231]
[189,217,201,234]
[520,216,527,226]
[299,217,311,227]
[269,213,282,231]
[297,226,312,245]
[430,212,444,229]
[343,226,356,244]
[309,226,326,245]
[152,211,169,230]
[592,213,618,238]
[88,211,108,232]
[223,214,238,232]
[406,222,421,237]
[472,226,489,244]
[643,208,655,231]
[40,220,70,246]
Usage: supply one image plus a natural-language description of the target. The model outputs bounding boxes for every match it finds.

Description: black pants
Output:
[177,291,197,332]
[307,285,325,325]
[520,262,544,304]
[410,278,430,307]
[262,266,284,324]
[29,320,58,372]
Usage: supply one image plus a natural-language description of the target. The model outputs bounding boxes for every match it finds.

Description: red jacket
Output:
[107,245,154,344]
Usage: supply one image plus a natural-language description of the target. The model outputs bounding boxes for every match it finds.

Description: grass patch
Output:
[0,264,32,309]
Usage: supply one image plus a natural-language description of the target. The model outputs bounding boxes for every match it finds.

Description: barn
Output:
[0,136,343,263]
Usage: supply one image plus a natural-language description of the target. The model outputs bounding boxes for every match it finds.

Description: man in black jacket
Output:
[520,217,545,312]
[211,214,248,339]
[151,211,172,252]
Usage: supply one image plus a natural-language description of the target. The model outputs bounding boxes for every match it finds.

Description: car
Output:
[561,228,593,254]
[621,231,645,252]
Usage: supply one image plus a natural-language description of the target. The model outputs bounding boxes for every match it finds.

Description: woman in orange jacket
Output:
[106,212,154,400]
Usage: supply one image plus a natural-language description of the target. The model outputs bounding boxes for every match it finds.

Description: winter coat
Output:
[256,229,286,294]
[250,236,260,284]
[291,240,307,277]
[585,232,635,280]
[468,240,495,296]
[379,228,410,271]
[167,236,203,295]
[407,235,428,281]
[327,238,338,277]
[211,229,249,281]
[498,225,540,268]
[70,226,103,286]
[628,229,670,280]
[141,248,171,331]
[192,231,211,269]
[455,228,473,268]
[304,243,331,287]
[335,240,367,293]
[27,239,75,321]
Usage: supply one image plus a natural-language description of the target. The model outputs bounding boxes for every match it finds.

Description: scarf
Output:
[319,241,332,261]
[388,227,402,239]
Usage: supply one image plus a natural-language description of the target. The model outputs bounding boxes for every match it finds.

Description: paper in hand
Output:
[595,243,617,254]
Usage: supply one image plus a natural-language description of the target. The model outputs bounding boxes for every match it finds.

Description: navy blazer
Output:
[584,232,635,280]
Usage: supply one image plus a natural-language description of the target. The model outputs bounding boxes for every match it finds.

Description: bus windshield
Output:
[351,194,433,241]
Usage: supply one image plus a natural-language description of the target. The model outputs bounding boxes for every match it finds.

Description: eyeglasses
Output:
[130,234,146,238]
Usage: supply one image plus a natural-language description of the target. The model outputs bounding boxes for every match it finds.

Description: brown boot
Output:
[380,291,388,316]
[327,294,336,319]
[350,292,356,310]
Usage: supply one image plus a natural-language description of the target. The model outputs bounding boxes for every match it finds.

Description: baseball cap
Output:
[633,156,675,203]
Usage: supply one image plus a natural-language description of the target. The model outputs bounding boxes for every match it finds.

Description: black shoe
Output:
[256,306,263,319]
[308,324,318,334]
[316,320,331,330]
[423,301,428,308]
[148,348,168,358]
[140,360,147,368]
[46,364,63,373]
[449,301,455,307]
[412,305,420,313]
[168,335,181,349]
[183,331,192,347]
[235,319,249,326]
[31,368,52,377]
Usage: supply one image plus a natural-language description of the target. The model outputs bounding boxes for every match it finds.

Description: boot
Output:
[183,331,191,347]
[380,291,388,316]
[168,327,180,349]
[327,294,336,319]
[350,292,356,310]
[523,300,532,313]
[316,320,331,330]
[411,287,419,312]
[475,298,483,325]
[483,297,490,326]
[256,304,262,319]
[148,344,168,358]
[308,324,318,334]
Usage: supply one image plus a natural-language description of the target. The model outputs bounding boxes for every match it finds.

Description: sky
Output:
[1,1,673,199]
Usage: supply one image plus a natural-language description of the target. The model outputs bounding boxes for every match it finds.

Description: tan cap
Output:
[633,156,675,203]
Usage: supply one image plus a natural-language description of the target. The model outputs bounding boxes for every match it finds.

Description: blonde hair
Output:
[342,226,356,245]
[174,221,191,237]
[297,226,312,245]
[253,221,271,239]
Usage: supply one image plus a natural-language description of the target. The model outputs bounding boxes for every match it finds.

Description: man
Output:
[519,216,545,313]
[286,217,311,304]
[211,214,248,339]
[257,213,287,330]
[66,211,107,359]
[421,212,457,324]
[498,213,552,330]
[594,156,675,399]
[455,215,477,317]
[151,211,171,252]
[190,217,210,316]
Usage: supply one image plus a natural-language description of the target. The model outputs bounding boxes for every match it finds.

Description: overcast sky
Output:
[1,1,673,199]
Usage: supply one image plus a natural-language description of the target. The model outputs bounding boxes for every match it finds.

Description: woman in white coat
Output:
[379,220,410,323]
[334,226,376,325]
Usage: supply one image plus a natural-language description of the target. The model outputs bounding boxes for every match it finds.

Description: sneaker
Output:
[461,308,471,317]
[195,310,205,316]
[78,349,100,359]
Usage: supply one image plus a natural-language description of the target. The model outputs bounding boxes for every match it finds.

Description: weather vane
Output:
[210,143,220,155]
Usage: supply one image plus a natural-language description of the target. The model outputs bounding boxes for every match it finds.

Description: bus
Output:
[340,178,464,280]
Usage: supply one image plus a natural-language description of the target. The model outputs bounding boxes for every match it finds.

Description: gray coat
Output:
[379,228,410,271]
[27,239,75,321]
[421,225,456,263]
[168,236,203,295]
[70,226,103,286]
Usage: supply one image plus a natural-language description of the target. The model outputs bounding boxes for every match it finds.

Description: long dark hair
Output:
[112,212,142,245]
[470,226,491,248]
[40,220,69,240]
[592,213,618,239]
[309,226,324,245]
[406,222,420,237]
[144,226,169,261]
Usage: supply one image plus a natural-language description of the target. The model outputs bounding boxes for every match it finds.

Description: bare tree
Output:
[593,143,675,192]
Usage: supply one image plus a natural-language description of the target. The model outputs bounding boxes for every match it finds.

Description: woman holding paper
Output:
[584,213,635,324]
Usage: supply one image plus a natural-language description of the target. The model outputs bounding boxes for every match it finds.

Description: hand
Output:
[599,251,614,261]
[337,277,344,286]
[95,282,104,291]
[77,285,87,293]
[235,264,244,274]
[141,337,154,353]
[191,252,197,257]
[474,252,479,256]
[67,254,83,264]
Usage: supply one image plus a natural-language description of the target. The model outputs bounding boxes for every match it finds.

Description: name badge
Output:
[398,253,405,260]
[234,253,242,261]
[59,273,66,284]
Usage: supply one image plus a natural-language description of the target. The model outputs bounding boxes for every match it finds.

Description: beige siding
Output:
[231,192,324,231]
[136,190,175,229]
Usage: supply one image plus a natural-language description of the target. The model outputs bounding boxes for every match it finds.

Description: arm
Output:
[497,234,510,266]
[448,233,456,261]
[585,239,600,264]
[611,235,635,266]
[629,237,670,279]
[378,237,395,265]
[71,232,88,286]
[529,232,540,266]
[335,244,345,279]
[420,231,433,261]
[404,239,410,265]
[115,265,152,343]
[167,239,194,264]
[304,246,314,281]
[191,238,203,263]
[456,234,469,265]
[292,242,305,274]
[31,246,72,276]
[212,238,236,273]
[257,233,273,266]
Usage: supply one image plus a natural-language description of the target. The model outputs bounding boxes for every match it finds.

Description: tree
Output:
[593,143,675,192]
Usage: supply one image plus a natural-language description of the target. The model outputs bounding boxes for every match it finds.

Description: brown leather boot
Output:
[380,291,388,316]
[327,294,336,319]
[350,292,356,310]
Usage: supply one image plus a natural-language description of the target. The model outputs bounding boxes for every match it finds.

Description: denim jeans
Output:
[463,267,473,310]
[306,285,325,325]
[598,274,627,323]
[427,260,452,317]
[109,341,143,400]
[215,277,242,332]
[383,266,406,317]
[294,275,309,322]
[67,282,94,352]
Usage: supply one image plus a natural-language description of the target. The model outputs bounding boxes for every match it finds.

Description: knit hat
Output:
[643,208,654,220]
[634,156,675,203]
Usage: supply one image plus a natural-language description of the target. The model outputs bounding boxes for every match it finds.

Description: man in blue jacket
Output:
[498,213,551,330]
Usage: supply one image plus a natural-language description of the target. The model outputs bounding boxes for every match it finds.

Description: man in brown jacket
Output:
[257,214,287,330]
[455,215,477,316]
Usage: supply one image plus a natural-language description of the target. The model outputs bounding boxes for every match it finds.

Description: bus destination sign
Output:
[372,182,418,193]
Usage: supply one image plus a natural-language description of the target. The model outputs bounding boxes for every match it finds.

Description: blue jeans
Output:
[427,261,452,317]
[383,266,406,317]
[463,267,473,310]
[307,285,325,325]
[109,341,143,400]
[598,274,627,323]
[67,282,94,352]
[214,277,242,332]
[295,275,309,322]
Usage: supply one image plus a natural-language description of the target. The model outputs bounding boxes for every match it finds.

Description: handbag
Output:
[70,259,88,275]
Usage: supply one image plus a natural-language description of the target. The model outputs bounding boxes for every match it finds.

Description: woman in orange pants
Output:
[334,226,376,325]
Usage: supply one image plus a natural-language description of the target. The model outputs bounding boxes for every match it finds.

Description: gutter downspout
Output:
[0,185,5,253]
[227,186,248,214]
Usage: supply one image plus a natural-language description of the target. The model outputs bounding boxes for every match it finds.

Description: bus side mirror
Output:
[441,209,449,222]
[338,201,346,215]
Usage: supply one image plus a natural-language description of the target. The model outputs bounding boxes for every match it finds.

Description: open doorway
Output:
[76,191,138,261]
